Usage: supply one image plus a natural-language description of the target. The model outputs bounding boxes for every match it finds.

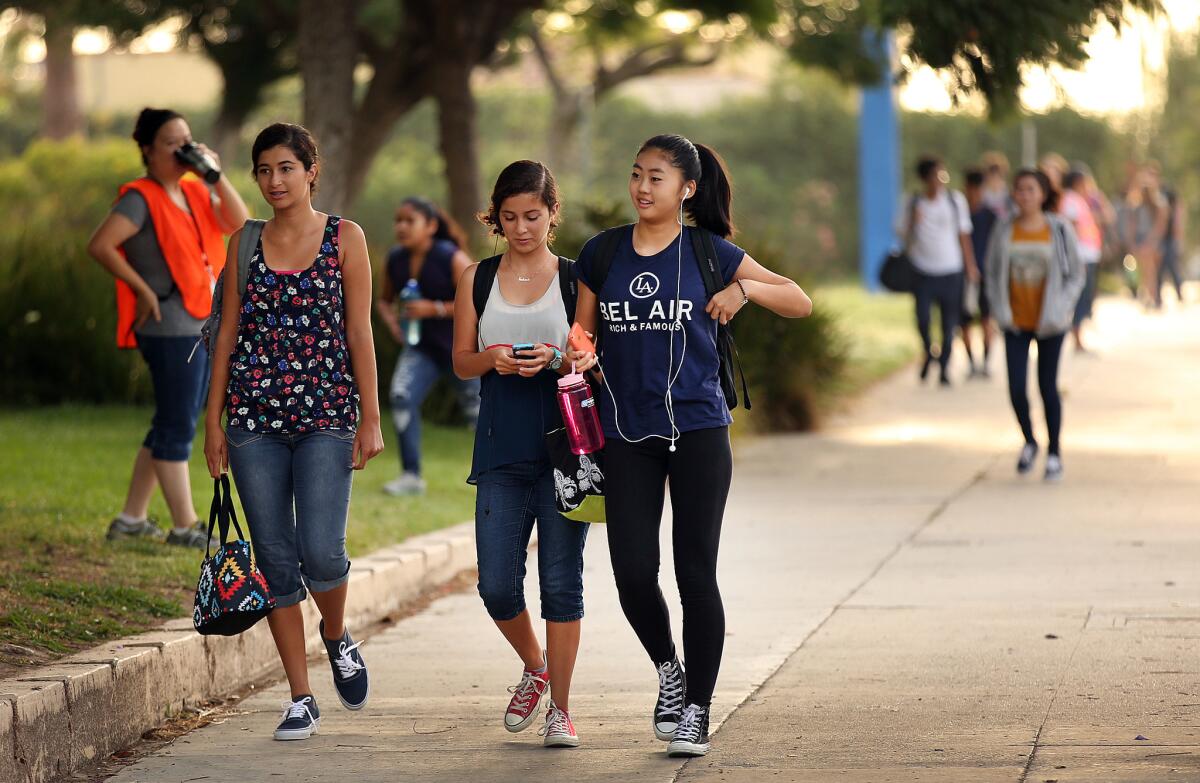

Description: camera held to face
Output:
[174,142,221,184]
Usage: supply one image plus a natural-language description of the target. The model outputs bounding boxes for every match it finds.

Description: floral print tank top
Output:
[226,214,359,433]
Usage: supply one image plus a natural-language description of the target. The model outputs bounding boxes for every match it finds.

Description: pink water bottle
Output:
[557,367,605,455]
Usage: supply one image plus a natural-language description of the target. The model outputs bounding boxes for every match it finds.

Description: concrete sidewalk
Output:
[106,297,1200,782]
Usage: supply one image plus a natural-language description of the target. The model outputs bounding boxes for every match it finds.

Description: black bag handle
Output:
[205,474,247,557]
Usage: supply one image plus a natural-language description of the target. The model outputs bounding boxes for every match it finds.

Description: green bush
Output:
[0,139,153,405]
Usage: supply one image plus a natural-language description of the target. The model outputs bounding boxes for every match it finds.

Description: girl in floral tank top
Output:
[204,123,384,742]
[226,214,359,432]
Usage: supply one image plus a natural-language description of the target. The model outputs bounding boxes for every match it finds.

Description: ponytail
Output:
[638,134,735,238]
[690,143,734,238]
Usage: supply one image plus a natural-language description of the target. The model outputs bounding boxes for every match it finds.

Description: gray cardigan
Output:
[984,213,1086,337]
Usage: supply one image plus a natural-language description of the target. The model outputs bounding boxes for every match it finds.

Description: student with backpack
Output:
[203,123,384,741]
[451,160,596,748]
[573,135,812,758]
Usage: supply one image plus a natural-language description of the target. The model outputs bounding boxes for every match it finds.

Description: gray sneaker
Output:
[106,516,165,542]
[166,520,214,549]
[382,473,426,496]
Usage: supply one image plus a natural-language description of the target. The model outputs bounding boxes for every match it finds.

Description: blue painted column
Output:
[858,29,900,292]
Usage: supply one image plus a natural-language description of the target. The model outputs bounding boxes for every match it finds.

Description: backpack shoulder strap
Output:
[558,257,577,323]
[689,226,723,299]
[237,219,266,292]
[590,224,632,296]
[472,255,502,318]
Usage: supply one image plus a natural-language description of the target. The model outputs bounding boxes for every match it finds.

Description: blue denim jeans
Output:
[226,427,355,608]
[475,465,589,623]
[137,335,209,461]
[389,347,480,475]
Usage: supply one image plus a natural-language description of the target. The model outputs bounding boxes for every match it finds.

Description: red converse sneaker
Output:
[505,662,550,732]
[539,700,580,748]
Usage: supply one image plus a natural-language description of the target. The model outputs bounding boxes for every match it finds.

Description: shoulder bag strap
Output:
[558,257,577,322]
[591,224,632,296]
[472,256,502,318]
[237,219,266,293]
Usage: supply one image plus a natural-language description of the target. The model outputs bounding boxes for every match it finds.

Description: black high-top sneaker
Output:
[653,658,686,741]
[667,702,711,757]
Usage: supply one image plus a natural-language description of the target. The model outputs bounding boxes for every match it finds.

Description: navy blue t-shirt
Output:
[577,227,745,441]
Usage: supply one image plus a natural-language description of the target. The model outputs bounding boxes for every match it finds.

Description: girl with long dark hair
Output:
[574,135,812,757]
[452,161,597,748]
[204,123,384,741]
[376,197,479,496]
[985,169,1085,481]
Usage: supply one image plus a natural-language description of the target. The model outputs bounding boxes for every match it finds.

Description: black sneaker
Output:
[667,703,711,757]
[274,694,320,741]
[1017,443,1038,475]
[321,620,369,710]
[165,520,212,549]
[653,658,686,741]
[919,355,933,382]
[106,516,165,542]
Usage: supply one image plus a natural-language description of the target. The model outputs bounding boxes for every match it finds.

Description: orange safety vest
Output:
[114,176,228,348]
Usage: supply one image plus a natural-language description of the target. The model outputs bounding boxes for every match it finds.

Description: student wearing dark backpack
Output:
[573,135,811,758]
[451,160,596,749]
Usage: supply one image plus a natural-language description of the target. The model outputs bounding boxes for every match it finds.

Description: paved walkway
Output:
[108,296,1200,782]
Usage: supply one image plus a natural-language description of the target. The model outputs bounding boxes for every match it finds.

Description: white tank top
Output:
[476,274,569,351]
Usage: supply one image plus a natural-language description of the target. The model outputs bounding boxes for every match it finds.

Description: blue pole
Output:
[858,29,899,292]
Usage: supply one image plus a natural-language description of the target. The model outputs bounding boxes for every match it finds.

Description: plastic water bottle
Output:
[557,367,605,455]
[400,278,421,347]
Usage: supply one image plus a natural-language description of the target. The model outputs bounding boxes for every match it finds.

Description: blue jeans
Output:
[137,335,209,461]
[475,466,589,623]
[389,348,480,475]
[914,271,964,372]
[226,427,355,609]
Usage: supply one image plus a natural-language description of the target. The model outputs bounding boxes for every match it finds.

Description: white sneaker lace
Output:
[538,702,572,737]
[656,660,684,719]
[333,640,365,680]
[507,670,543,711]
[674,703,706,742]
[279,698,313,723]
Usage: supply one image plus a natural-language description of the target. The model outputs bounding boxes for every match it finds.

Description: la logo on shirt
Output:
[600,273,694,333]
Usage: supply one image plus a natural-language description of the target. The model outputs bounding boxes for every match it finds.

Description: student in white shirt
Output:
[896,156,980,386]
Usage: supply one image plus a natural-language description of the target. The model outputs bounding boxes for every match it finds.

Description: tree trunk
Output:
[432,57,481,246]
[299,0,358,215]
[547,92,585,176]
[41,11,82,140]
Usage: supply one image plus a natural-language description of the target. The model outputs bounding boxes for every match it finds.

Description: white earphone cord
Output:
[596,192,688,453]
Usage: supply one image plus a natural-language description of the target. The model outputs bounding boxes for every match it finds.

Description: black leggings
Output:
[1004,330,1065,455]
[604,426,733,707]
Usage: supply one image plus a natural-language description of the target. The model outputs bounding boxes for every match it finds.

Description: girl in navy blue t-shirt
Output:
[575,134,813,758]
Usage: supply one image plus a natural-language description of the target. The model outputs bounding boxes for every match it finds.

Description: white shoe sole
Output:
[544,734,580,748]
[667,739,710,757]
[654,718,678,741]
[274,717,320,741]
[505,697,545,733]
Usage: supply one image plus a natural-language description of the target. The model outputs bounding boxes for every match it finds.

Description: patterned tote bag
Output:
[193,474,275,635]
[545,428,606,524]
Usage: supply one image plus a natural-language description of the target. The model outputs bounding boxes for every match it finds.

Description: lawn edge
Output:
[0,520,476,783]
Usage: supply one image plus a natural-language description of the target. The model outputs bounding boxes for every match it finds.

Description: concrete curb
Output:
[0,521,477,783]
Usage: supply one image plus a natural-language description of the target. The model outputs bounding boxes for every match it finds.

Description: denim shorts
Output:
[475,465,589,623]
[226,427,355,609]
[138,335,209,461]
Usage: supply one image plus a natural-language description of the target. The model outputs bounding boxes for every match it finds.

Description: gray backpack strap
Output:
[237,219,266,294]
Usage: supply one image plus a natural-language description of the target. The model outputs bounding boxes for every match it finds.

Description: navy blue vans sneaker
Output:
[667,703,711,757]
[320,620,369,710]
[274,695,320,741]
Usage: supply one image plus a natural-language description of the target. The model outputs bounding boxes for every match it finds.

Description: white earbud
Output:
[683,187,691,198]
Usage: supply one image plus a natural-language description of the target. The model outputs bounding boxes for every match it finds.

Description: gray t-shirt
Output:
[112,190,209,337]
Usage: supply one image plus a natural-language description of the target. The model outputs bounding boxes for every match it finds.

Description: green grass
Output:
[813,283,921,398]
[0,406,474,661]
[0,281,915,666]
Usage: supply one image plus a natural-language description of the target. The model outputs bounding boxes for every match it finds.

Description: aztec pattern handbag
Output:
[193,474,275,636]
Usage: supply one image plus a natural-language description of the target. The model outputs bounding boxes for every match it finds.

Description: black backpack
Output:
[587,224,750,411]
[472,254,578,322]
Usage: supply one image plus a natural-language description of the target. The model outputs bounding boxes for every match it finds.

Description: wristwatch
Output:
[548,348,564,371]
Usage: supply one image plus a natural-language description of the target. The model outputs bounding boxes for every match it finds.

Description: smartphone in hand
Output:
[568,323,596,354]
[512,343,536,360]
